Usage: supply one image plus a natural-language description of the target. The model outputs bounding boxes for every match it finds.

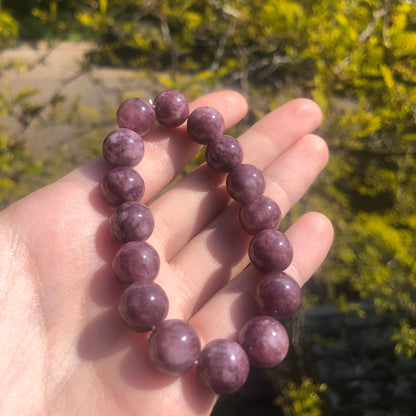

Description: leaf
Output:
[380,64,395,91]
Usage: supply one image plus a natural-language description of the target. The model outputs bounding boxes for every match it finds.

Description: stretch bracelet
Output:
[100,90,302,395]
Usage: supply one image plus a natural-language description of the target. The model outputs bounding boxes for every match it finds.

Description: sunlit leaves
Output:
[275,378,327,416]
[0,10,19,46]
[392,321,416,359]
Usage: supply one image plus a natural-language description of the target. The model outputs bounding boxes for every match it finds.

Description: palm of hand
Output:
[0,91,333,416]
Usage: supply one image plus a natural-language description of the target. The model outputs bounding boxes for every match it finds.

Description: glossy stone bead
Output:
[147,319,201,376]
[239,316,289,368]
[239,195,282,235]
[187,106,225,144]
[119,282,169,332]
[226,164,266,202]
[205,135,243,173]
[256,271,302,321]
[197,339,250,395]
[102,128,144,167]
[101,166,145,207]
[248,229,293,272]
[109,201,154,243]
[154,89,189,127]
[117,97,156,136]
[112,241,160,285]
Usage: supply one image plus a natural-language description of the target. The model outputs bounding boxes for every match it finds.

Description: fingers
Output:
[73,90,248,202]
[240,98,322,167]
[139,90,249,201]
[0,90,248,310]
[157,133,329,318]
[151,99,323,259]
[189,212,334,345]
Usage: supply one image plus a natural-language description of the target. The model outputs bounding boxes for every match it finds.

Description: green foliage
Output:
[298,0,416,361]
[392,319,416,359]
[0,9,18,47]
[0,13,36,207]
[2,0,90,40]
[0,132,60,207]
[275,378,327,416]
[0,85,74,208]
[72,0,310,80]
[343,213,416,317]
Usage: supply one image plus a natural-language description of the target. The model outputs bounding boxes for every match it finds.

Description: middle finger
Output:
[150,98,323,261]
[163,132,328,318]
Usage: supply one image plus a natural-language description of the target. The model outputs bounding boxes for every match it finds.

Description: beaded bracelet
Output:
[100,89,302,395]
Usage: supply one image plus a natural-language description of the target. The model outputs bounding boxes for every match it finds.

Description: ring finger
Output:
[160,132,329,319]
[150,98,323,261]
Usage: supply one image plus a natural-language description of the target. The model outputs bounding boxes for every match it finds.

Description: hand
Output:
[0,91,333,416]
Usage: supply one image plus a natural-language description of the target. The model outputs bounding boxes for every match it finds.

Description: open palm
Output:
[0,91,333,416]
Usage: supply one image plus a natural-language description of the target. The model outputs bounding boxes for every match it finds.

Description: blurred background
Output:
[1,1,416,414]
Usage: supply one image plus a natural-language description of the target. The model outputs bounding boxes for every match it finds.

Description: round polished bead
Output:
[226,164,266,202]
[239,316,289,368]
[154,89,189,127]
[102,128,144,167]
[101,166,145,207]
[112,241,160,285]
[248,229,293,272]
[119,282,169,332]
[256,271,302,320]
[109,201,154,243]
[187,106,225,144]
[239,195,282,235]
[117,97,156,136]
[205,135,243,173]
[147,319,201,376]
[197,339,249,395]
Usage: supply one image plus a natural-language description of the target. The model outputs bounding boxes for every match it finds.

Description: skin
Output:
[0,91,334,416]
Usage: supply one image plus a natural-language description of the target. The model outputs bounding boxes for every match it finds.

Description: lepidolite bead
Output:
[147,319,201,376]
[239,195,282,235]
[110,201,154,243]
[256,272,301,321]
[239,316,289,368]
[248,229,293,272]
[119,282,169,332]
[101,166,145,207]
[117,97,156,136]
[112,241,160,285]
[205,135,243,173]
[154,89,189,127]
[187,106,225,144]
[102,128,144,167]
[226,164,266,202]
[197,339,249,395]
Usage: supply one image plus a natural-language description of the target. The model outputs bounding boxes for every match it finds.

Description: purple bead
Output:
[101,166,145,207]
[147,319,201,376]
[239,316,289,368]
[239,195,282,235]
[154,89,189,127]
[117,97,156,136]
[119,282,169,332]
[187,106,225,144]
[256,272,302,321]
[102,128,144,167]
[226,164,266,202]
[197,339,249,395]
[248,229,293,273]
[205,135,243,173]
[109,201,154,243]
[112,241,160,285]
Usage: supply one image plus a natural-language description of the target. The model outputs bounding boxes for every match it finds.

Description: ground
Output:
[0,41,156,158]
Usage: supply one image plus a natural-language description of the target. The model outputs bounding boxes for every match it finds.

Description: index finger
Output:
[75,90,249,202]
